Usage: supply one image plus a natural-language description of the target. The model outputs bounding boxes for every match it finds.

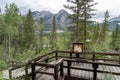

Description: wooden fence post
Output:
[25,64,28,80]
[76,54,79,58]
[70,53,72,59]
[93,54,95,61]
[67,60,71,75]
[55,52,58,60]
[54,66,58,80]
[60,62,63,76]
[9,69,12,80]
[31,62,35,80]
[92,63,98,80]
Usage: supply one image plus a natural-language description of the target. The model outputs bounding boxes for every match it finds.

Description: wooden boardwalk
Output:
[3,50,120,80]
[35,62,120,80]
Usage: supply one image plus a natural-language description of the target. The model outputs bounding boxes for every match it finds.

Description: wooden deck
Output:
[35,62,120,80]
[3,50,120,80]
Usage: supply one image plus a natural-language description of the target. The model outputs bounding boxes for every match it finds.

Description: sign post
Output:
[73,42,84,58]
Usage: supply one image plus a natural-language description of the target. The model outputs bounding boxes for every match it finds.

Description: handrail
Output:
[56,50,120,56]
[28,51,55,64]
[64,58,120,67]
[28,50,120,64]
[29,50,120,80]
[31,58,64,80]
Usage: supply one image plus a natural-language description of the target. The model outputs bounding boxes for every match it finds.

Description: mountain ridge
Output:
[31,9,120,31]
[32,9,70,31]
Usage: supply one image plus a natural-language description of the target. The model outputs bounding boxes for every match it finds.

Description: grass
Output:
[0,71,3,80]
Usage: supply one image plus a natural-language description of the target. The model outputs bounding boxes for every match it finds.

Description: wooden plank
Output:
[113,67,120,80]
[88,64,92,79]
[98,65,104,80]
[109,66,116,80]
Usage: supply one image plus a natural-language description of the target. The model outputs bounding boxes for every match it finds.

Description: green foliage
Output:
[64,0,97,43]
[23,9,35,48]
[100,10,110,42]
[0,3,120,80]
[0,60,7,69]
[50,16,57,50]
[14,47,36,62]
[1,3,21,62]
[0,70,3,80]
[38,17,44,51]
[110,23,120,50]
[103,73,113,80]
[4,3,20,37]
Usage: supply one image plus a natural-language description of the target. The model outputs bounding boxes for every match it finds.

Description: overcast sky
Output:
[0,0,120,16]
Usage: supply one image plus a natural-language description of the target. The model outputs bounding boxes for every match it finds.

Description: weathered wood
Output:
[59,56,120,62]
[70,53,72,59]
[9,70,12,80]
[36,70,54,75]
[92,63,99,80]
[55,52,58,60]
[32,58,64,80]
[25,65,28,80]
[35,62,120,80]
[64,58,120,67]
[54,66,58,80]
[93,54,95,61]
[60,62,63,76]
[35,62,55,68]
[56,50,120,56]
[37,56,49,62]
[7,50,120,80]
[28,51,55,64]
[67,60,71,75]
[32,62,35,80]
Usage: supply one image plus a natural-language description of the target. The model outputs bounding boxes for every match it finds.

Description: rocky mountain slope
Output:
[32,9,120,31]
[32,9,70,31]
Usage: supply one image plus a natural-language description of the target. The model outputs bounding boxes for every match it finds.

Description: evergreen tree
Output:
[100,10,109,42]
[4,3,20,56]
[0,8,5,44]
[23,9,35,48]
[64,0,97,51]
[50,16,57,50]
[38,17,44,53]
[111,23,120,51]
[92,23,100,43]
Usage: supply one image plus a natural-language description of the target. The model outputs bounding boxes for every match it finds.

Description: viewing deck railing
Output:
[30,50,120,80]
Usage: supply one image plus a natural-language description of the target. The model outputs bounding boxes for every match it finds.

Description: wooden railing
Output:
[30,50,120,80]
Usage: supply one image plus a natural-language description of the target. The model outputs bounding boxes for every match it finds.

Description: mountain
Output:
[109,16,120,22]
[32,9,120,31]
[109,16,120,30]
[55,10,70,28]
[32,9,70,31]
[93,11,120,30]
[32,11,54,24]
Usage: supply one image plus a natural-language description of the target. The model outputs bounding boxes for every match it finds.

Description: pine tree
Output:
[23,9,35,48]
[4,3,21,60]
[0,8,5,44]
[100,10,109,42]
[38,17,44,53]
[50,16,57,50]
[93,23,100,43]
[64,0,82,42]
[111,23,120,51]
[64,0,97,51]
